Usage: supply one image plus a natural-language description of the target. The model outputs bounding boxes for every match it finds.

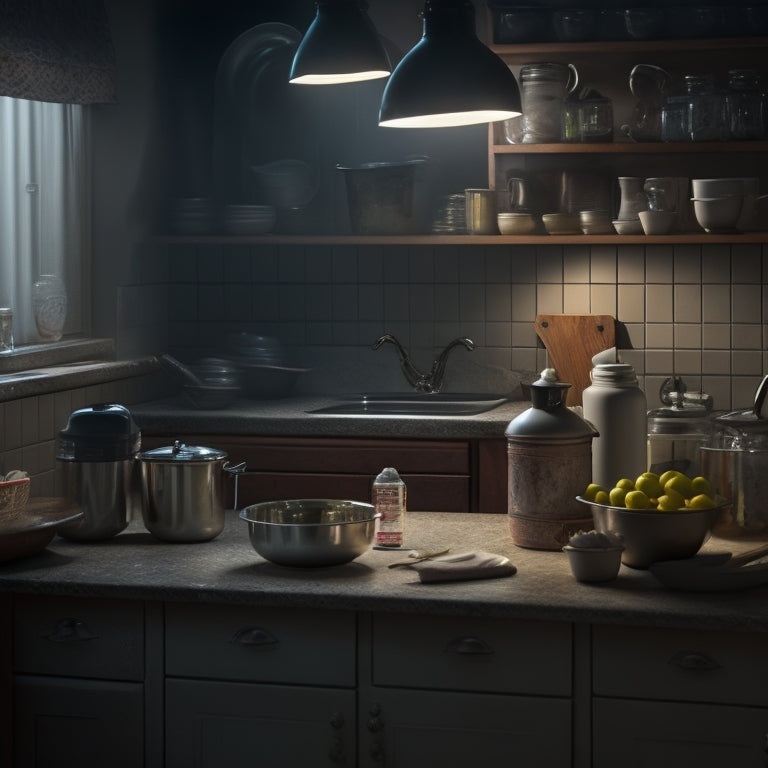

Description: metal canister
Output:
[57,403,142,541]
[703,375,768,540]
[505,368,597,550]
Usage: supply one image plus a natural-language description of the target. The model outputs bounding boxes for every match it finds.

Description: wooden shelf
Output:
[156,233,768,246]
[493,142,768,154]
[491,36,768,63]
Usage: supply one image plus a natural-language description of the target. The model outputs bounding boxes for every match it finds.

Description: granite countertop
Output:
[130,396,530,439]
[1,511,767,632]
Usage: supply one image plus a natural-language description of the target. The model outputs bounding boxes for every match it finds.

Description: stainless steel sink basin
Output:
[308,393,508,416]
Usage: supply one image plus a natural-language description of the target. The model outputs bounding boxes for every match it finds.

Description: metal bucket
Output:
[337,159,430,235]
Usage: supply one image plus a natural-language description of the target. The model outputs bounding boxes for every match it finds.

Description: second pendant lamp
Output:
[379,0,521,128]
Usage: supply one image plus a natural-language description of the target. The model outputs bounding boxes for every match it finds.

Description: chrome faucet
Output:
[373,334,475,393]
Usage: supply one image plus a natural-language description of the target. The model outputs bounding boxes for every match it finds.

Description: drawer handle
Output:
[230,626,278,647]
[43,618,99,643]
[669,650,721,672]
[445,636,494,655]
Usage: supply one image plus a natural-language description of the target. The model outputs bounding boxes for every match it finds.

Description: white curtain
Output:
[0,97,86,344]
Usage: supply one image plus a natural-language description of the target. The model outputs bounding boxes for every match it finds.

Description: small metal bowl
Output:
[240,499,379,567]
[576,496,725,569]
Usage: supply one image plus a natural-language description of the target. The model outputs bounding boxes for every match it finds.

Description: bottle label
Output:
[374,486,405,547]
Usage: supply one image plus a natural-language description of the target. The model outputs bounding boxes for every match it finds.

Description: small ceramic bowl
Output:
[639,210,677,235]
[612,218,644,235]
[579,210,614,235]
[542,213,581,235]
[497,212,537,235]
[563,545,624,583]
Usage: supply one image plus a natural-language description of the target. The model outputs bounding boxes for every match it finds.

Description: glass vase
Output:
[32,275,67,341]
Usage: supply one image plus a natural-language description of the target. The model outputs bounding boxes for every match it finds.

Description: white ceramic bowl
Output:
[691,177,748,199]
[563,545,624,582]
[497,212,537,235]
[542,213,581,235]
[691,196,744,233]
[638,209,677,235]
[612,218,644,235]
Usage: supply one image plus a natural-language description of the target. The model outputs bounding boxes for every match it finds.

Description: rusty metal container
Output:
[505,369,597,550]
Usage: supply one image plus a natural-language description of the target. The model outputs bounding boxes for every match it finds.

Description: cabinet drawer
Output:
[165,603,356,686]
[14,596,144,682]
[593,625,768,706]
[372,613,571,695]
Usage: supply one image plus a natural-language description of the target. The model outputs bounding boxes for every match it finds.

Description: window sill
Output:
[0,338,159,403]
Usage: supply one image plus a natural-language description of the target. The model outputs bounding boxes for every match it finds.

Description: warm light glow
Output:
[379,108,521,128]
[290,70,390,84]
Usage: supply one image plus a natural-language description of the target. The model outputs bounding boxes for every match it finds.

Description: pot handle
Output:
[224,460,247,511]
[753,375,768,419]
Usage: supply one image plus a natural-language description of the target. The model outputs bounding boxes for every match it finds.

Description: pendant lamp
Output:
[379,0,521,128]
[289,0,391,85]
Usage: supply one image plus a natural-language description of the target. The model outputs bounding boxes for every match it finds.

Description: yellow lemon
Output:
[595,490,611,505]
[584,483,606,501]
[609,486,628,507]
[625,490,651,509]
[660,487,685,510]
[635,472,663,500]
[691,476,713,497]
[656,494,682,511]
[664,473,694,499]
[616,478,635,491]
[687,493,716,510]
[659,469,683,487]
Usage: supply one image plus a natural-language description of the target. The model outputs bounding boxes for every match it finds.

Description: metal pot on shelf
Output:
[139,441,245,542]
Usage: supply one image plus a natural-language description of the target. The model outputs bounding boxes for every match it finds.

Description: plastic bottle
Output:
[373,467,406,547]
[582,363,647,489]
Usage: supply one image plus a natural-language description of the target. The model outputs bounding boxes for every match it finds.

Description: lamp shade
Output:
[379,0,521,128]
[289,0,391,85]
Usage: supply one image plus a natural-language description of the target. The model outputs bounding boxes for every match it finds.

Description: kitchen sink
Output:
[308,393,508,416]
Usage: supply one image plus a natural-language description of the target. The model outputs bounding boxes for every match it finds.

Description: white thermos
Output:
[582,362,647,488]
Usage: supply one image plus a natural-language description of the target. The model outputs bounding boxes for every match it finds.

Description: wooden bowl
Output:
[0,477,31,530]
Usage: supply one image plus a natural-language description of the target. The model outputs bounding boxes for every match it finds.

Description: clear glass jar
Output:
[726,68,764,140]
[661,95,689,142]
[684,74,727,142]
[520,62,579,144]
[32,275,67,341]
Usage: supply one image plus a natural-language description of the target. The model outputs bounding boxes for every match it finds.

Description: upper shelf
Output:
[156,233,768,246]
[493,141,768,154]
[491,36,768,64]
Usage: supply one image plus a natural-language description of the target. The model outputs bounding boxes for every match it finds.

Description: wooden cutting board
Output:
[535,314,616,406]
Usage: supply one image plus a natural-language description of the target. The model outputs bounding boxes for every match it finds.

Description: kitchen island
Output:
[2,512,768,768]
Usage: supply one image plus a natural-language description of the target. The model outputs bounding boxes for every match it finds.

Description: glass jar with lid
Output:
[726,68,764,140]
[684,74,727,142]
[647,377,715,478]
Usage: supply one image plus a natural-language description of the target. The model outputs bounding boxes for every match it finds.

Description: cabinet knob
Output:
[328,735,345,763]
[329,711,345,729]
[368,716,384,733]
[445,636,494,655]
[668,650,721,672]
[370,741,386,763]
[43,618,98,643]
[230,626,278,647]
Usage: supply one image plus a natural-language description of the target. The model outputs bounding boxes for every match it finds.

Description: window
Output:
[0,96,88,347]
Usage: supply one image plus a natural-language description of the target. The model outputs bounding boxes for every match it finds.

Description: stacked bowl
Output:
[690,178,754,233]
[223,204,276,235]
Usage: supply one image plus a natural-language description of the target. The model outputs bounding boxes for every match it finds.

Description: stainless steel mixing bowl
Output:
[576,496,724,568]
[240,499,378,567]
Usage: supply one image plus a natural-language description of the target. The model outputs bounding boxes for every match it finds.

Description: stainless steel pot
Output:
[139,441,244,542]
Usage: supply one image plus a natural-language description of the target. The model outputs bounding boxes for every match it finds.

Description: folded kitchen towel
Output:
[410,551,516,584]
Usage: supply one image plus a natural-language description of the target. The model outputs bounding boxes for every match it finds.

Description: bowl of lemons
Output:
[576,470,727,568]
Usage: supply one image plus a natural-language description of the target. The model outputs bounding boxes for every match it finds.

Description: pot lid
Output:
[140,440,228,462]
[57,403,140,461]
[505,369,597,441]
